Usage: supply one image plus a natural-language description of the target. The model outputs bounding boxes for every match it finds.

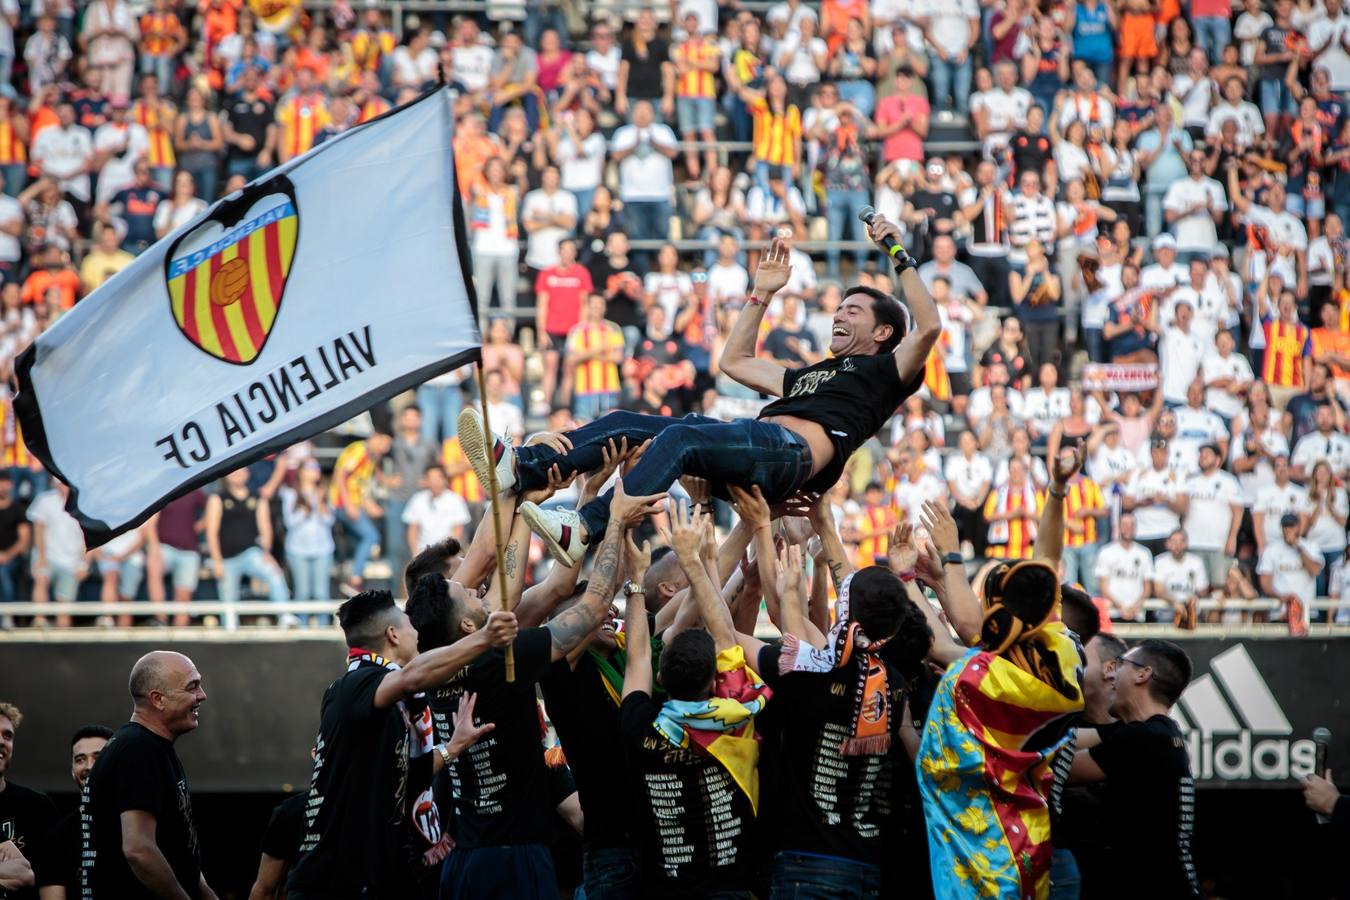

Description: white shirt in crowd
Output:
[1230,425,1290,504]
[487,399,523,441]
[32,124,93,203]
[402,488,471,552]
[1162,176,1227,253]
[1173,405,1227,455]
[1253,481,1311,547]
[1308,12,1350,92]
[1304,487,1350,553]
[554,131,608,194]
[893,472,948,525]
[993,454,1049,489]
[610,123,678,203]
[0,194,22,265]
[1159,326,1207,405]
[1154,551,1209,604]
[1202,350,1254,421]
[1329,558,1350,623]
[1090,442,1139,489]
[707,261,749,302]
[1243,204,1308,256]
[1126,465,1185,540]
[921,0,979,57]
[746,184,807,225]
[452,42,494,91]
[1183,469,1245,552]
[1171,72,1215,128]
[154,198,207,236]
[1139,260,1188,294]
[584,45,622,91]
[967,386,1026,421]
[391,45,439,87]
[521,187,579,271]
[1291,430,1350,479]
[1206,99,1265,147]
[1021,387,1071,438]
[644,271,694,326]
[93,120,149,207]
[1095,540,1154,621]
[280,488,337,558]
[945,452,993,502]
[1257,538,1323,606]
[28,488,86,571]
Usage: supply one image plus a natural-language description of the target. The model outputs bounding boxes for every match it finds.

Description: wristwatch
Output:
[435,743,455,767]
[942,552,964,566]
[622,580,645,597]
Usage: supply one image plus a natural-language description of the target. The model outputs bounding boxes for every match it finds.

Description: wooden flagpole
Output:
[475,359,515,682]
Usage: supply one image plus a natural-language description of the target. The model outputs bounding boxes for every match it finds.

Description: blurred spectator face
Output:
[97,227,119,253]
[637,9,656,34]
[542,166,561,191]
[225,468,250,491]
[974,68,993,93]
[987,361,1010,386]
[1027,104,1045,134]
[426,466,447,493]
[605,229,628,258]
[558,240,577,266]
[894,68,914,94]
[1008,457,1028,486]
[781,294,801,322]
[1118,513,1137,543]
[540,29,562,53]
[1012,429,1031,455]
[1150,439,1168,468]
[584,293,607,322]
[1039,363,1057,389]
[330,96,352,126]
[1189,258,1207,283]
[717,234,738,262]
[633,101,654,127]
[647,305,670,338]
[816,83,838,108]
[57,104,74,128]
[820,283,841,312]
[1019,171,1041,197]
[933,235,957,263]
[1075,65,1097,91]
[931,277,950,303]
[1003,317,1023,344]
[1278,293,1298,322]
[1311,363,1330,392]
[1157,411,1177,438]
[1166,530,1187,557]
[1065,179,1086,204]
[995,62,1017,92]
[296,67,317,94]
[1187,378,1204,407]
[174,170,196,198]
[959,430,978,455]
[483,157,506,186]
[991,384,1009,409]
[657,244,678,271]
[1222,77,1244,104]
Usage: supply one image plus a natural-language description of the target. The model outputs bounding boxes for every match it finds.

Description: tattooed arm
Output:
[450,499,503,593]
[483,509,532,613]
[547,481,663,661]
[809,494,855,592]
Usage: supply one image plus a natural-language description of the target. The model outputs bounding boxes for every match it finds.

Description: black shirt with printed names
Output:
[287,665,412,899]
[260,791,308,863]
[1088,715,1201,899]
[755,644,901,866]
[428,626,555,849]
[0,780,57,900]
[80,723,201,900]
[540,653,632,851]
[619,691,756,898]
[759,352,922,492]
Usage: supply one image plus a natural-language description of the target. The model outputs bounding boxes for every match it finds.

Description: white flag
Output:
[15,88,481,546]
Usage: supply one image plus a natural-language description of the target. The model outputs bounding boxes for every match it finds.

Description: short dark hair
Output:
[1089,632,1128,664]
[1131,638,1193,707]
[405,573,457,653]
[843,285,909,354]
[849,567,931,655]
[337,590,401,650]
[405,537,462,595]
[1060,584,1101,644]
[659,628,717,701]
[71,724,114,746]
[641,546,679,602]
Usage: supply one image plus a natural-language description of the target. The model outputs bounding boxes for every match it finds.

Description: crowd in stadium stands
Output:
[0,0,1346,632]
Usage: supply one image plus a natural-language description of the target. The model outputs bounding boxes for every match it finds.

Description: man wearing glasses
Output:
[1069,639,1202,899]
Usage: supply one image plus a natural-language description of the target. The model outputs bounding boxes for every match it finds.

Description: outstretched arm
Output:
[622,538,654,698]
[664,502,737,650]
[718,238,792,396]
[1035,445,1085,564]
[865,215,941,384]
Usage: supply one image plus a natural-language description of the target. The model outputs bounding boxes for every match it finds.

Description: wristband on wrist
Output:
[942,552,964,566]
[1049,486,1067,498]
[897,568,916,582]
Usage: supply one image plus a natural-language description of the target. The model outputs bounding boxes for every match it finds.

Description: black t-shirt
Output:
[288,664,412,898]
[1259,24,1293,80]
[619,690,756,898]
[754,644,904,866]
[759,353,922,492]
[909,188,960,234]
[35,808,78,896]
[0,781,58,900]
[0,502,27,551]
[763,326,821,368]
[540,654,632,851]
[260,791,308,862]
[1087,716,1200,899]
[621,38,670,101]
[81,723,201,900]
[223,93,275,163]
[429,627,555,849]
[1010,130,1053,177]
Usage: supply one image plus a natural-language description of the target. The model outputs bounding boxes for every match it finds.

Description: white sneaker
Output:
[457,407,517,496]
[519,502,588,566]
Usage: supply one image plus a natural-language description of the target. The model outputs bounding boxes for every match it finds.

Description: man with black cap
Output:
[1256,512,1324,634]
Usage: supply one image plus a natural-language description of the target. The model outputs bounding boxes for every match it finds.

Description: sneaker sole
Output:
[520,503,578,566]
[457,407,493,495]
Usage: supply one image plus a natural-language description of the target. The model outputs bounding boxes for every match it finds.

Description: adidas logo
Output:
[1170,644,1317,782]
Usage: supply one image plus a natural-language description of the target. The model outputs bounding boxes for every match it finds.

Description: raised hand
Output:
[772,490,821,519]
[866,213,905,253]
[1052,443,1085,486]
[915,538,945,588]
[520,463,576,505]
[752,238,793,297]
[581,437,627,505]
[780,515,814,547]
[484,610,519,647]
[622,438,652,476]
[729,483,772,532]
[609,476,667,527]
[776,543,804,601]
[448,692,495,756]
[680,473,711,508]
[525,430,574,456]
[888,522,918,574]
[625,533,652,584]
[920,499,960,556]
[661,500,708,562]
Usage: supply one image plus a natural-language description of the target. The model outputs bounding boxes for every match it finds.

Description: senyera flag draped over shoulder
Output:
[14,87,482,548]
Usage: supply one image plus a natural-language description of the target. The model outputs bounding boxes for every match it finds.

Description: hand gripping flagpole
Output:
[475,360,515,682]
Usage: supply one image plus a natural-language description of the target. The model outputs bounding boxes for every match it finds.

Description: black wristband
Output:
[942,552,964,566]
[891,250,918,272]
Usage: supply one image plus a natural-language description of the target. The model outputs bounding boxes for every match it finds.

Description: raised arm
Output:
[918,500,982,644]
[1035,445,1085,564]
[718,238,792,396]
[866,215,941,383]
[663,501,737,650]
[622,534,654,698]
[375,611,517,707]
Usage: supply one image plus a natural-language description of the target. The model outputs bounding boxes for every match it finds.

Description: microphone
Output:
[857,205,905,261]
[1314,727,1332,824]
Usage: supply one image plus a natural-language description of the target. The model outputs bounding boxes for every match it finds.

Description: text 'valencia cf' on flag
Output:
[14,87,482,548]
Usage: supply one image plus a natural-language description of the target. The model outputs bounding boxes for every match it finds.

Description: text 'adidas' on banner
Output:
[14,88,481,547]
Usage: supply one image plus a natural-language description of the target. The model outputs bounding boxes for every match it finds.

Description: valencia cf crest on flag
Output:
[164,177,299,364]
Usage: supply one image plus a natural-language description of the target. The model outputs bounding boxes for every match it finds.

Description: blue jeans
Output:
[440,843,558,900]
[825,188,872,278]
[0,554,24,602]
[139,52,173,89]
[929,55,972,115]
[220,546,290,628]
[697,224,746,267]
[576,847,639,900]
[383,499,409,595]
[623,199,671,268]
[754,160,792,194]
[572,391,619,421]
[226,157,264,183]
[8,467,46,502]
[489,91,539,134]
[1048,848,1081,900]
[571,187,596,221]
[1144,186,1168,239]
[286,550,332,626]
[1082,327,1105,362]
[1,163,24,197]
[523,6,568,49]
[770,851,881,898]
[836,80,875,118]
[419,381,465,443]
[187,165,218,205]
[516,411,815,537]
[1062,542,1100,595]
[1259,78,1298,118]
[1193,17,1231,65]
[336,509,381,582]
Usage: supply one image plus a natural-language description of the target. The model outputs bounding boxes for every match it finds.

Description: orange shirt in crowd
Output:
[276,91,331,161]
[22,268,81,311]
[140,10,185,56]
[1262,319,1311,388]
